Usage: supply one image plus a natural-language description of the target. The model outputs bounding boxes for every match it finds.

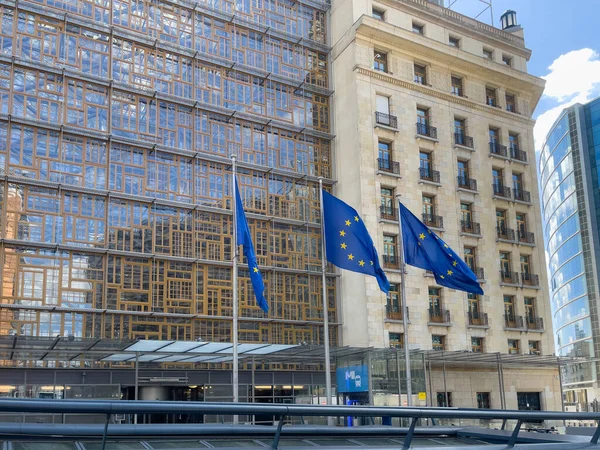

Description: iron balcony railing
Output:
[386,305,408,321]
[429,308,451,324]
[380,205,397,221]
[457,176,477,191]
[504,314,525,330]
[500,270,519,285]
[420,167,440,183]
[461,220,481,235]
[422,213,443,229]
[454,133,474,148]
[521,272,540,287]
[416,122,437,139]
[497,226,516,241]
[493,183,511,199]
[489,142,508,157]
[518,230,535,244]
[383,254,399,269]
[377,158,400,175]
[510,145,527,162]
[514,189,531,203]
[468,311,488,326]
[375,111,398,128]
[526,316,544,331]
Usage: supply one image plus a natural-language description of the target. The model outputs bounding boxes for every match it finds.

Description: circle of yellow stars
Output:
[338,215,373,268]
[418,229,458,280]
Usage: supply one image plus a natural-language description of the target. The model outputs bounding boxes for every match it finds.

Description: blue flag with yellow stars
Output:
[235,177,269,313]
[399,202,484,295]
[322,191,390,294]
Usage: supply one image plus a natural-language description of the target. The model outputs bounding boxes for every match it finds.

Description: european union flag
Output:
[399,203,483,295]
[235,177,269,313]
[322,191,390,294]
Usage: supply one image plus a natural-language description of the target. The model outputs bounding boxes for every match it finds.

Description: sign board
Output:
[418,392,427,401]
[336,365,369,393]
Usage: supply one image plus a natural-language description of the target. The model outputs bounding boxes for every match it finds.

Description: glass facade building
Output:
[0,0,337,350]
[539,97,600,405]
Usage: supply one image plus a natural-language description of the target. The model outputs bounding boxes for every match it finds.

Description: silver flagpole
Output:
[318,178,333,423]
[232,156,239,421]
[396,196,412,407]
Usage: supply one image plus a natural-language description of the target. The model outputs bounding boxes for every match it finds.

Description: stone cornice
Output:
[355,65,535,126]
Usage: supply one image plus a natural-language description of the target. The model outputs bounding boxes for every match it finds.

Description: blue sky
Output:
[449,0,600,149]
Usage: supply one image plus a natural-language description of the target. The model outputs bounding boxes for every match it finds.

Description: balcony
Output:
[496,226,516,242]
[518,230,535,245]
[375,112,398,129]
[416,123,438,140]
[513,189,531,204]
[492,184,511,199]
[377,158,400,175]
[461,220,481,236]
[500,270,519,285]
[510,145,527,163]
[521,272,540,288]
[457,176,477,191]
[468,311,488,327]
[504,314,525,330]
[489,142,508,158]
[422,213,443,229]
[380,205,397,221]
[429,308,451,325]
[383,254,399,270]
[419,167,440,183]
[386,305,409,321]
[526,317,544,331]
[454,133,474,149]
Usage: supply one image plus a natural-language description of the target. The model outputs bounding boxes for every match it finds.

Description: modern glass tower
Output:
[539,97,600,408]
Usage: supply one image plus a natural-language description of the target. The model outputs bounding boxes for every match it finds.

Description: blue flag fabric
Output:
[322,191,390,294]
[235,177,269,313]
[399,202,484,295]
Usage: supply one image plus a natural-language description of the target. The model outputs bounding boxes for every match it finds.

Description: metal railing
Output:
[386,305,408,321]
[377,158,400,175]
[375,111,398,128]
[468,311,488,326]
[428,308,451,324]
[492,183,511,199]
[420,167,440,183]
[504,314,525,330]
[457,176,477,191]
[489,142,508,157]
[514,189,531,203]
[518,230,535,244]
[454,133,473,148]
[526,316,544,331]
[416,123,437,139]
[461,220,481,235]
[521,272,540,287]
[422,213,443,228]
[380,205,397,221]
[497,226,516,241]
[500,270,519,285]
[510,145,527,162]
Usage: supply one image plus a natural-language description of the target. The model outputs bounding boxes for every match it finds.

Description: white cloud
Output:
[533,48,600,151]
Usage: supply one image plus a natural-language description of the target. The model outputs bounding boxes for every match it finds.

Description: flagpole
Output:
[396,196,412,407]
[232,156,239,419]
[318,178,333,421]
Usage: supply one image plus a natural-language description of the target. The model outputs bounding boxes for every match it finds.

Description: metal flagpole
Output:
[232,156,239,421]
[396,195,412,406]
[318,178,333,423]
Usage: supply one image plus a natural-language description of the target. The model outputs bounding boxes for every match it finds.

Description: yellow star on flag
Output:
[447,270,453,276]
[440,275,445,279]
[348,253,354,260]
[419,233,426,240]
[453,261,458,267]
[359,260,365,266]
[345,220,351,226]
[253,267,259,273]
[340,230,346,237]
[354,216,359,222]
[341,243,347,249]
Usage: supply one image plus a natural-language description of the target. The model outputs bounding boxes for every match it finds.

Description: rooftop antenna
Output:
[447,0,494,26]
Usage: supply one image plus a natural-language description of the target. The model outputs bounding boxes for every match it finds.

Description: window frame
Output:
[483,47,494,60]
[372,8,385,20]
[502,54,512,66]
[471,336,483,353]
[451,76,463,97]
[508,339,520,354]
[432,334,445,351]
[374,50,388,73]
[412,22,424,35]
[414,63,427,85]
[448,36,460,48]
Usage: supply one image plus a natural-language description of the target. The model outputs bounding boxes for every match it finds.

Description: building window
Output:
[464,246,475,271]
[461,202,473,224]
[429,287,442,320]
[468,293,482,323]
[374,50,388,72]
[416,107,429,134]
[520,254,531,278]
[419,151,433,178]
[496,209,507,233]
[483,47,493,60]
[508,339,520,354]
[471,337,483,353]
[372,8,385,20]
[477,392,491,409]
[486,87,497,106]
[506,93,517,112]
[437,391,452,407]
[414,64,427,85]
[516,212,527,236]
[422,194,435,221]
[432,335,445,351]
[381,187,394,219]
[524,297,536,324]
[500,254,512,280]
[449,36,460,48]
[457,160,469,186]
[489,127,499,144]
[412,22,424,34]
[389,332,403,349]
[529,340,541,355]
[378,140,391,169]
[502,54,512,66]
[492,167,504,190]
[509,132,519,151]
[451,76,463,97]
[512,172,523,193]
[383,235,398,268]
[387,284,400,319]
